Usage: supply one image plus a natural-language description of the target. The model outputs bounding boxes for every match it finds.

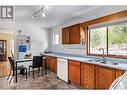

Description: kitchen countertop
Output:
[42,52,127,71]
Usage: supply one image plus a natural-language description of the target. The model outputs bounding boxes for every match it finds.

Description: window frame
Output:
[87,23,127,59]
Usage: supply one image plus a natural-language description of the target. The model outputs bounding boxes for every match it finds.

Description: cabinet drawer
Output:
[69,60,80,67]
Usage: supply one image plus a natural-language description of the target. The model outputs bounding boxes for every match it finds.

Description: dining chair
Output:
[28,56,43,79]
[7,57,27,83]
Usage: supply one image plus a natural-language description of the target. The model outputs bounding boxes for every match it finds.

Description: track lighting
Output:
[32,5,48,19]
[41,12,46,17]
[32,15,37,19]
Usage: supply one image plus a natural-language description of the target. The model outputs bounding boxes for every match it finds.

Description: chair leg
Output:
[33,68,34,79]
[42,67,43,76]
[25,68,27,78]
[9,72,13,83]
[38,68,40,75]
[28,66,30,75]
[7,70,11,80]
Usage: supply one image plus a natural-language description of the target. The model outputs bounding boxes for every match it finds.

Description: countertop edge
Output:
[42,53,127,71]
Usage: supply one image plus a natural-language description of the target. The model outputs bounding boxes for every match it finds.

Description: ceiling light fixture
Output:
[32,5,48,19]
[41,12,46,18]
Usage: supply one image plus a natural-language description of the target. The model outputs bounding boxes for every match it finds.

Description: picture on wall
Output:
[17,35,31,50]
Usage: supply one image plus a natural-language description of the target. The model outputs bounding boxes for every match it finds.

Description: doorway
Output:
[0,40,7,62]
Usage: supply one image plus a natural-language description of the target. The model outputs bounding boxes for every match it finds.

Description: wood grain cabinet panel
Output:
[50,57,57,73]
[46,56,51,70]
[62,27,70,44]
[62,24,80,44]
[46,56,57,74]
[69,24,80,44]
[81,63,95,89]
[95,66,115,89]
[69,60,81,85]
[115,70,125,79]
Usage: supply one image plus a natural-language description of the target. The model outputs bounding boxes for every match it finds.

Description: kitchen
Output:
[42,6,127,89]
[0,5,127,90]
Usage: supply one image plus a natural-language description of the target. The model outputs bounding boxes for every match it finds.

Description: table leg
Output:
[16,62,17,83]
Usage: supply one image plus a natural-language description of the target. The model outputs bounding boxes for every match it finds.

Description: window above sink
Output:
[87,19,127,59]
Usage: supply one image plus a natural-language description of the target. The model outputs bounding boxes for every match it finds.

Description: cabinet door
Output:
[81,63,95,89]
[50,57,57,73]
[69,24,80,44]
[95,66,115,89]
[69,60,81,85]
[62,27,70,44]
[115,70,125,79]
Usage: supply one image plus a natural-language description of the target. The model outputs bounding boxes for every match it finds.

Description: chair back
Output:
[8,57,15,70]
[32,56,42,68]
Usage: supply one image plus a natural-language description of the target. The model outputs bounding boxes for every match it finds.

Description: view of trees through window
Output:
[89,23,127,57]
[90,27,107,54]
[108,24,127,56]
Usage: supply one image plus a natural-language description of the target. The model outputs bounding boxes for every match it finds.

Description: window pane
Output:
[89,27,107,54]
[108,23,127,56]
[53,34,59,45]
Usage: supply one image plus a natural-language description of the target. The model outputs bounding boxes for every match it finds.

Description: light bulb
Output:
[32,15,36,19]
[42,12,46,17]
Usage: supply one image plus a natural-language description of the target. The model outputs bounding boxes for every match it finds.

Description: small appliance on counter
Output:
[44,50,51,53]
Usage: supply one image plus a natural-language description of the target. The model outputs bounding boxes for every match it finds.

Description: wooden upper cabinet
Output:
[62,27,70,44]
[69,60,81,85]
[62,24,80,44]
[81,63,95,89]
[95,66,115,89]
[69,24,80,44]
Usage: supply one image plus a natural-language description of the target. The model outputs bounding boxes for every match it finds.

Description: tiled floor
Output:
[0,71,79,89]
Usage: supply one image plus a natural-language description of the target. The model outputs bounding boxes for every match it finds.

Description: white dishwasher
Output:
[57,58,68,83]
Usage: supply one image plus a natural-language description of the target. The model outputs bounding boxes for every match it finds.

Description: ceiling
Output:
[15,5,101,28]
[1,5,127,30]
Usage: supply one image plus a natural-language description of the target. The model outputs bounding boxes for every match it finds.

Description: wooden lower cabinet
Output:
[46,56,125,89]
[115,70,125,79]
[46,56,57,74]
[95,66,116,89]
[46,56,51,70]
[50,57,57,73]
[81,63,95,89]
[69,60,81,85]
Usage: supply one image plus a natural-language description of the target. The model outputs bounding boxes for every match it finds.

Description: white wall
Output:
[0,19,51,58]
[12,22,50,70]
[13,22,50,57]
[50,6,127,56]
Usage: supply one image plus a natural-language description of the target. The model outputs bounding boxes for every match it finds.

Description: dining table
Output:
[15,58,33,83]
[14,56,48,83]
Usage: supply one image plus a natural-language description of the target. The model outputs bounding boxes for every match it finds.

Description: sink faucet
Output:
[99,48,105,63]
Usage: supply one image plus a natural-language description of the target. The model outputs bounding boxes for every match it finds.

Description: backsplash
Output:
[50,44,86,56]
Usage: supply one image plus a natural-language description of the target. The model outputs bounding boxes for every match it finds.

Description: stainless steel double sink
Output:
[85,59,120,65]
